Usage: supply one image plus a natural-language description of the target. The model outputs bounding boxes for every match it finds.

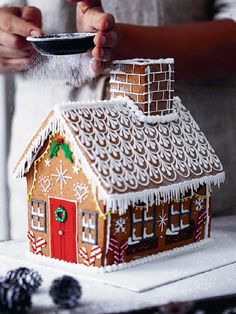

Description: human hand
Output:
[0,6,42,73]
[68,0,117,75]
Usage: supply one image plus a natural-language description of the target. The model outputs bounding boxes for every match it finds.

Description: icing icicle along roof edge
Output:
[103,172,225,213]
[14,97,225,213]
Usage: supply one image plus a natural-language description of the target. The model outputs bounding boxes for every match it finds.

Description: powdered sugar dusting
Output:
[19,53,95,87]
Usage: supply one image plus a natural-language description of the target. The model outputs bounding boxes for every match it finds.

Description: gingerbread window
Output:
[131,203,156,242]
[81,211,98,245]
[30,199,47,232]
[167,195,192,235]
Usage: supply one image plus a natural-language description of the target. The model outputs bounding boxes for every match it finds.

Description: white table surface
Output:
[0,215,236,314]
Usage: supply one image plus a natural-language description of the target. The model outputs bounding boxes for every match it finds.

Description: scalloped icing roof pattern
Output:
[14,97,224,212]
[60,97,224,193]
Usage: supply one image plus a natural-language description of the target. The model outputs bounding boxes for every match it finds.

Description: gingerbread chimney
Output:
[110,58,174,116]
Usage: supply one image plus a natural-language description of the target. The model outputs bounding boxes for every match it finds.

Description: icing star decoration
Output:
[45,158,51,167]
[72,164,80,175]
[158,208,168,232]
[51,160,72,190]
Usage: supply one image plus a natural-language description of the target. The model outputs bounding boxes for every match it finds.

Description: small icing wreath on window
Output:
[55,207,67,223]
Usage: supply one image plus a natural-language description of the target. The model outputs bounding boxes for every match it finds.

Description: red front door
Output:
[50,198,77,263]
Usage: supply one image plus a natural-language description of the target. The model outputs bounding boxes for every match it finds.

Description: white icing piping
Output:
[123,97,178,124]
[14,95,178,177]
[110,76,173,86]
[147,64,151,113]
[14,113,60,178]
[53,111,108,202]
[104,172,225,214]
[105,214,111,266]
[13,110,108,202]
[167,63,172,110]
[205,185,211,239]
[15,97,225,214]
[25,237,213,273]
[59,96,224,203]
[110,79,165,86]
[112,58,174,66]
[54,98,127,112]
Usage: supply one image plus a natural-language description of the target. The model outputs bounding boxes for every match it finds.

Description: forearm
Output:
[114,20,236,80]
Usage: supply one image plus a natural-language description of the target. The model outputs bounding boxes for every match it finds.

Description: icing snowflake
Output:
[114,217,126,234]
[44,158,51,167]
[73,183,89,203]
[38,175,52,194]
[51,160,72,190]
[72,164,80,174]
[157,208,168,232]
[195,197,204,212]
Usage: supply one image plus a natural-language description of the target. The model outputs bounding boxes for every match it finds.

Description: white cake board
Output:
[0,228,236,293]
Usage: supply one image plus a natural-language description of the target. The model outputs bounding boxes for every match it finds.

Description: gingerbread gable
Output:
[14,96,224,214]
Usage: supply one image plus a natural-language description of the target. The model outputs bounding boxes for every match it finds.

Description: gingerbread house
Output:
[14,58,224,270]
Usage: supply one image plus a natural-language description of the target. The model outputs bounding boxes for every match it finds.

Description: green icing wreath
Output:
[55,207,67,223]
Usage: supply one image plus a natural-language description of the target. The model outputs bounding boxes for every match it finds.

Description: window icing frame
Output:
[167,192,192,233]
[81,210,98,245]
[130,203,156,243]
[30,199,47,233]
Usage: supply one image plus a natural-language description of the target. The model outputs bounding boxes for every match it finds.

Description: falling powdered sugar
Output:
[19,53,96,87]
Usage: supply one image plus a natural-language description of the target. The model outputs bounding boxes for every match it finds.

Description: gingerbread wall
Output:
[25,133,211,268]
[106,186,210,265]
[110,59,175,115]
[26,134,107,267]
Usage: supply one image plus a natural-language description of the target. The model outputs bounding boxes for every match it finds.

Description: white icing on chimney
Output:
[110,58,175,116]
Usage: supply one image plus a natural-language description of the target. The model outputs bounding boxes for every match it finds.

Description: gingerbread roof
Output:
[14,96,224,213]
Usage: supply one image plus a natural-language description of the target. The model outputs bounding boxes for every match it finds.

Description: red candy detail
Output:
[108,236,128,264]
[56,137,64,145]
[194,208,207,242]
[27,231,47,255]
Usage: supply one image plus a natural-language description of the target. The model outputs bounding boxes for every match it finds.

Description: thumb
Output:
[21,6,43,32]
